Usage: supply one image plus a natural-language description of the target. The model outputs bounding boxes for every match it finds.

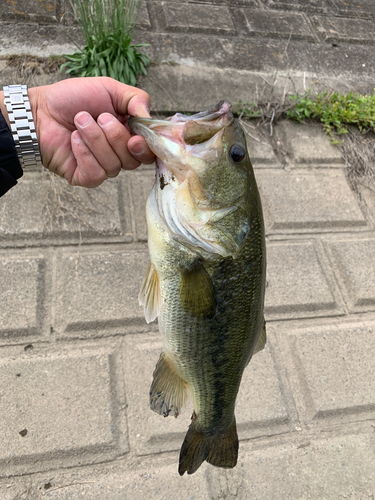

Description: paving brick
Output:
[314,15,375,43]
[243,9,317,40]
[134,29,375,78]
[195,0,260,4]
[332,0,375,18]
[230,0,259,5]
[327,238,375,313]
[137,2,152,29]
[59,0,151,28]
[265,241,341,319]
[54,249,149,336]
[123,333,290,456]
[0,23,81,56]
[127,170,156,241]
[356,182,375,228]
[276,120,344,165]
[2,14,375,81]
[20,460,210,499]
[0,175,126,245]
[267,0,334,13]
[256,169,367,233]
[0,257,45,338]
[0,346,124,476]
[288,323,375,420]
[0,0,59,22]
[207,434,375,499]
[0,482,23,500]
[244,125,280,167]
[162,3,236,35]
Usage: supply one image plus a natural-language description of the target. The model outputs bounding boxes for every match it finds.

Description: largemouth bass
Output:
[129,101,266,476]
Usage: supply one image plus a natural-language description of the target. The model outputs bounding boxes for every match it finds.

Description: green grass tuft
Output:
[61,0,149,86]
[286,90,375,143]
[236,90,375,144]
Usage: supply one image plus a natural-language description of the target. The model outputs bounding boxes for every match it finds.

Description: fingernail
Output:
[135,108,151,119]
[76,112,91,127]
[132,142,147,155]
[72,130,83,143]
[98,113,115,127]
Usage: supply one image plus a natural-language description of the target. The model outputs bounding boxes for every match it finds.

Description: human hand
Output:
[27,77,155,187]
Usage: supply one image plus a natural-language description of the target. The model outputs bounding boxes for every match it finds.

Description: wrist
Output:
[0,91,10,128]
[2,85,42,170]
[0,87,39,131]
[27,87,39,131]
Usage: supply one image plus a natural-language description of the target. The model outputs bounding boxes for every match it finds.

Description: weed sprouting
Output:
[61,0,149,86]
[236,89,375,144]
[287,91,375,143]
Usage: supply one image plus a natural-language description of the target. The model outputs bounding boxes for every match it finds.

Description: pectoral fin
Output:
[195,223,240,258]
[179,260,216,318]
[138,262,161,323]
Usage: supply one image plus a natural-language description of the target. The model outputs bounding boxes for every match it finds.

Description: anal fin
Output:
[150,352,188,418]
[138,262,161,323]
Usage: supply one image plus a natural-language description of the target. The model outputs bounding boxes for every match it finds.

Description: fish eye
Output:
[229,144,245,162]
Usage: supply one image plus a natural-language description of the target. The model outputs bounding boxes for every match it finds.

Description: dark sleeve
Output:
[0,108,23,197]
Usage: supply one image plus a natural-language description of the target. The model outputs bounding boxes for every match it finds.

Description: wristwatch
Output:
[3,84,42,170]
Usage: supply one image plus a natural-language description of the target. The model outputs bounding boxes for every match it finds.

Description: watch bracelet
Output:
[3,84,42,170]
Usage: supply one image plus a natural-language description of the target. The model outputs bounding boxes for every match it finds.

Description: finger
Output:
[98,113,148,170]
[101,77,151,118]
[70,130,106,188]
[128,136,155,165]
[75,111,122,178]
[127,94,152,118]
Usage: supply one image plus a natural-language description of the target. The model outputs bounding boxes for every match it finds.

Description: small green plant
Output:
[236,90,375,144]
[61,0,149,86]
[287,90,375,142]
[235,100,261,119]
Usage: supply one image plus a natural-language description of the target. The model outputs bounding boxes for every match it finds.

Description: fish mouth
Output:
[167,100,232,124]
[129,100,232,130]
[128,101,233,180]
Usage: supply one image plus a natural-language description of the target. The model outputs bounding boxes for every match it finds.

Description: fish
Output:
[129,101,266,476]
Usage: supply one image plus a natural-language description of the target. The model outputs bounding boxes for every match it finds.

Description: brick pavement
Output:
[2,0,375,99]
[1,118,374,498]
[1,0,375,498]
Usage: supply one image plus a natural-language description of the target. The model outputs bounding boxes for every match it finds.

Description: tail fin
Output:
[178,420,238,476]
